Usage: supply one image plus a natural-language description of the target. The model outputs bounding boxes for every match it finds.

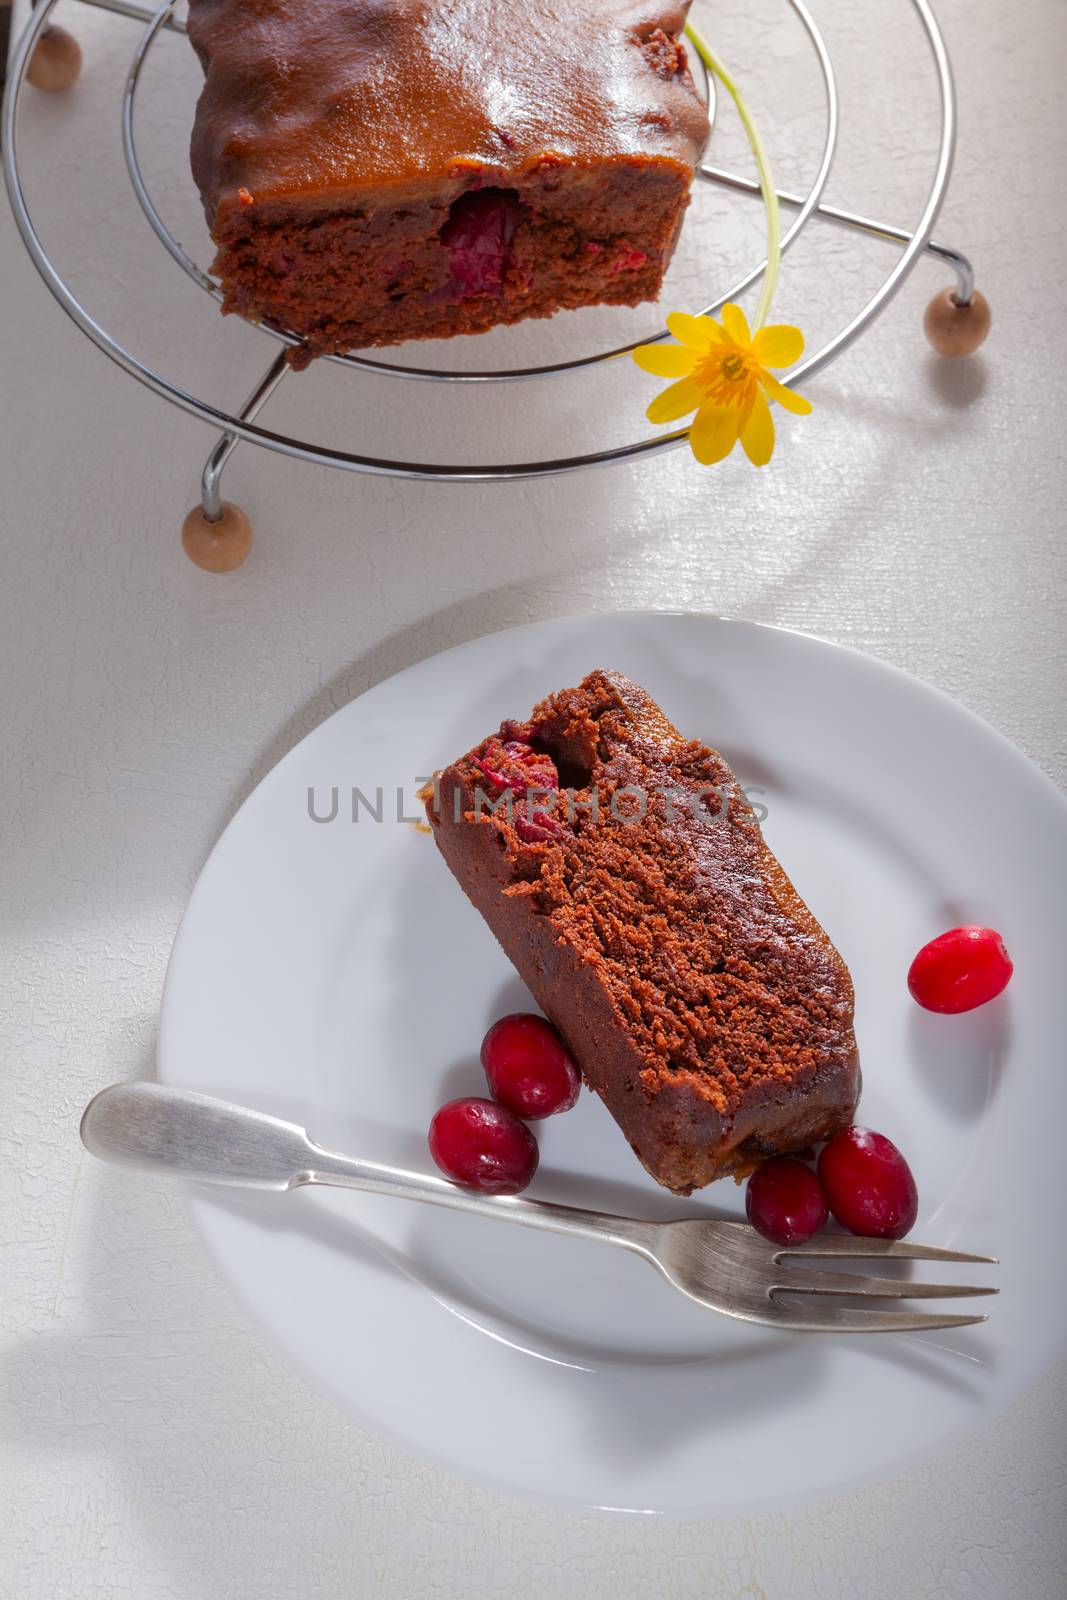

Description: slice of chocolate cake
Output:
[186,0,710,357]
[427,671,860,1195]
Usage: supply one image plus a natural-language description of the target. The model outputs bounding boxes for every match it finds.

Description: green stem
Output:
[684,19,780,329]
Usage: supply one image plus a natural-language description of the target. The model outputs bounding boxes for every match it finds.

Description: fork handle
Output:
[306,1147,655,1255]
[79,1082,654,1256]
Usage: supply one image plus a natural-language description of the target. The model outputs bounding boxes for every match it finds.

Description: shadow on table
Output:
[192,489,844,869]
[923,352,989,409]
[0,1160,781,1595]
[0,1093,994,1598]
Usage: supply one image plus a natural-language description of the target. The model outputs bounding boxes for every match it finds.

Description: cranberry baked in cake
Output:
[427,671,860,1195]
[186,0,710,357]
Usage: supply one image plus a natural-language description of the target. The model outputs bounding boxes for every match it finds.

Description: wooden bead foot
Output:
[27,26,82,93]
[923,287,991,358]
[181,502,253,572]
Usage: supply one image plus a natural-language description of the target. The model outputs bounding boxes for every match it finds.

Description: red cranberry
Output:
[481,1013,581,1119]
[818,1127,918,1239]
[438,188,524,297]
[908,925,1013,1013]
[428,1097,538,1194]
[513,810,563,843]
[745,1157,829,1245]
[472,736,564,841]
[473,736,558,796]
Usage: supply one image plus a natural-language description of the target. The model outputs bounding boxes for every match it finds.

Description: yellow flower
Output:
[633,304,812,467]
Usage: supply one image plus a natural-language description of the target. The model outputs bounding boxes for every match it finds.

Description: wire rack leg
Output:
[701,165,976,301]
[200,350,291,521]
[699,166,991,355]
[180,350,292,572]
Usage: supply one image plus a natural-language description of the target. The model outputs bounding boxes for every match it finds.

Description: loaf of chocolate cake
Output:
[186,0,710,357]
[427,671,860,1194]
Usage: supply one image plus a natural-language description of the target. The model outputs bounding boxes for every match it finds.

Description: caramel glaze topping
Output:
[187,0,711,224]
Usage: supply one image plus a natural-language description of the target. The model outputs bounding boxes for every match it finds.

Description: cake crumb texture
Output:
[428,670,861,1193]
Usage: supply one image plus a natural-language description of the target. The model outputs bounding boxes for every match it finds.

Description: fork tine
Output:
[774,1269,998,1300]
[777,1235,998,1265]
[772,1303,989,1333]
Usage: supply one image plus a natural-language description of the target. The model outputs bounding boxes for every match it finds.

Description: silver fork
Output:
[80,1083,997,1333]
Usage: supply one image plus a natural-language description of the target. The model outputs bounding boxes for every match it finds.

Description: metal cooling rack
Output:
[4,0,983,556]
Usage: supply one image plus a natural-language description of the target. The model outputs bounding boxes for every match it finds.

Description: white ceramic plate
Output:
[158,613,1067,1512]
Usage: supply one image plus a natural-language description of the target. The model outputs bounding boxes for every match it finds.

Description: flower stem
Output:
[684,19,780,329]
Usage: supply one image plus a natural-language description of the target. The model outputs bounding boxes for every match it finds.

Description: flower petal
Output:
[751,324,805,368]
[688,402,740,465]
[632,342,699,378]
[665,312,723,351]
[646,376,704,425]
[721,303,752,347]
[759,370,813,415]
[739,387,775,466]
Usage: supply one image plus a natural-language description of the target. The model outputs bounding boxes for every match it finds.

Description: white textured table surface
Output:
[3,1,1066,1595]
